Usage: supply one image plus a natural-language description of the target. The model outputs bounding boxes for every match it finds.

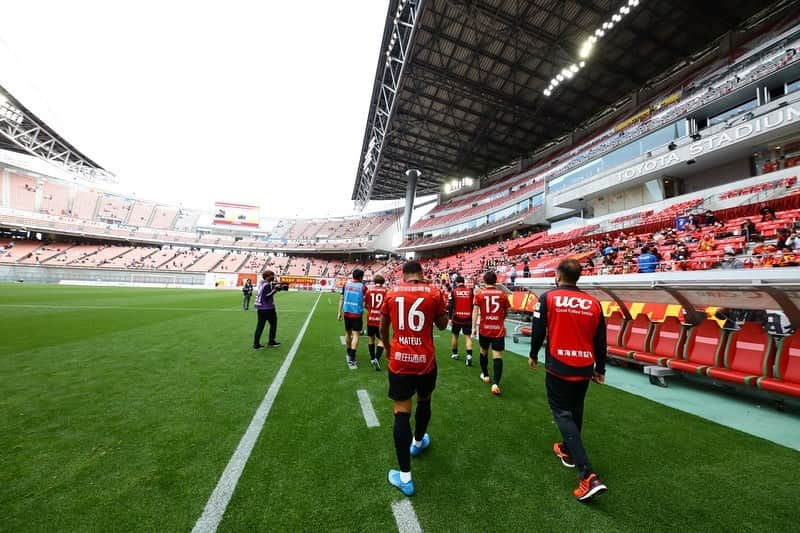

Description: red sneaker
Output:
[573,473,607,501]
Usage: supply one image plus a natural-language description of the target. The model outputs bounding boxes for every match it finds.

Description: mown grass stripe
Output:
[191,293,321,533]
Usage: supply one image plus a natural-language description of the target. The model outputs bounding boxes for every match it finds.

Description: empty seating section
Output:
[707,322,774,386]
[71,190,100,219]
[265,255,290,274]
[140,249,178,269]
[96,195,132,222]
[213,251,249,272]
[757,331,800,397]
[46,244,103,265]
[240,253,270,274]
[100,246,157,269]
[128,202,155,226]
[668,319,724,375]
[70,245,131,267]
[160,250,205,271]
[0,240,44,263]
[632,317,684,366]
[607,314,652,359]
[186,251,227,272]
[174,210,201,231]
[9,173,37,211]
[18,243,72,264]
[150,206,177,229]
[285,259,309,276]
[606,311,627,354]
[307,258,328,277]
[40,181,70,215]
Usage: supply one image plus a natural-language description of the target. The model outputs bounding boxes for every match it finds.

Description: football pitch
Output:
[1,283,797,532]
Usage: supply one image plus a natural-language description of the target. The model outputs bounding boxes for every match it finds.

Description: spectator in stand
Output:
[703,210,716,226]
[786,231,800,252]
[759,205,777,222]
[718,250,743,270]
[698,234,715,252]
[523,261,530,278]
[673,243,691,271]
[776,228,791,251]
[509,265,517,289]
[637,247,657,273]
[740,219,758,242]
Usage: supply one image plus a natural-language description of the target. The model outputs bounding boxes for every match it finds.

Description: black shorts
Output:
[479,335,505,352]
[451,322,472,336]
[388,367,438,401]
[366,325,380,337]
[344,316,363,332]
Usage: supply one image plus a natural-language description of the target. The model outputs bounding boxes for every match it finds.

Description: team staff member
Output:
[253,270,284,349]
[529,259,608,501]
[380,261,448,496]
[449,275,474,366]
[364,274,389,371]
[338,268,367,368]
[472,271,511,395]
[242,278,253,310]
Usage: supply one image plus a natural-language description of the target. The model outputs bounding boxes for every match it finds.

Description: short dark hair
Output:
[402,261,423,275]
[641,246,649,254]
[556,259,582,284]
[352,268,364,281]
[483,271,497,285]
[373,274,385,285]
[455,275,465,284]
[262,270,274,280]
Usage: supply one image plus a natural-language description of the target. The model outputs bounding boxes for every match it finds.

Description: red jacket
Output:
[529,286,606,381]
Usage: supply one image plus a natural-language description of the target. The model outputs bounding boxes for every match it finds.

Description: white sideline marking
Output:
[339,335,347,345]
[191,293,321,533]
[357,389,379,428]
[391,499,423,533]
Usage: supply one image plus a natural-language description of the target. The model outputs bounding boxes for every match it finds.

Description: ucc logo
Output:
[553,296,593,310]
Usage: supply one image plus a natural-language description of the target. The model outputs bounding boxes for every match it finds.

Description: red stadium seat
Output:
[632,316,684,366]
[667,319,725,375]
[606,311,627,353]
[757,330,800,398]
[608,314,652,359]
[707,322,774,386]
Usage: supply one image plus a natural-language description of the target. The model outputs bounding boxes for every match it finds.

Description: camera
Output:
[273,281,289,291]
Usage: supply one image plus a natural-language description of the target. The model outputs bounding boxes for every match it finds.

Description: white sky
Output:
[0,0,409,218]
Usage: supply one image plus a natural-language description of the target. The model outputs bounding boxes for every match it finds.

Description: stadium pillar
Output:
[403,169,420,238]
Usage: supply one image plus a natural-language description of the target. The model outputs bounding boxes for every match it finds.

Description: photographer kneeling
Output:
[253,270,288,349]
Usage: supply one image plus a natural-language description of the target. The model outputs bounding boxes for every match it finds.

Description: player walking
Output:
[364,274,388,371]
[472,271,510,395]
[338,268,367,368]
[529,259,608,501]
[380,261,448,496]
[448,275,474,366]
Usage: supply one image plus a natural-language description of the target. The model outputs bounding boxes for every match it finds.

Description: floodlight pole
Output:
[402,168,420,238]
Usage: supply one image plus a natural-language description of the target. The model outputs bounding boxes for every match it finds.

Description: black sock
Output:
[393,412,412,472]
[480,354,489,375]
[452,347,458,355]
[493,358,503,385]
[376,346,384,360]
[347,348,355,359]
[414,400,431,441]
[368,344,375,358]
[466,349,473,357]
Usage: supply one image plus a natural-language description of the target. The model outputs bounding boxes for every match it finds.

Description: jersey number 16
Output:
[396,296,425,332]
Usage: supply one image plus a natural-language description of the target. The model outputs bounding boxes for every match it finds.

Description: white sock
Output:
[400,471,412,483]
[412,438,423,447]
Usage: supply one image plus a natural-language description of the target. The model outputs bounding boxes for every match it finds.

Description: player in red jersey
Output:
[364,274,389,371]
[380,261,448,496]
[472,271,511,395]
[448,275,474,366]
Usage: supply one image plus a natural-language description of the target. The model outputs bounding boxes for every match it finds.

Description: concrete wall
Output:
[0,264,206,287]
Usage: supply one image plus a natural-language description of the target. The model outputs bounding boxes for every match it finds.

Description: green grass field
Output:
[1,283,797,532]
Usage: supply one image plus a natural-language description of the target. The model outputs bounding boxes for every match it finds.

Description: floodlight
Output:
[579,61,586,68]
[570,64,579,73]
[556,74,564,82]
[612,14,621,22]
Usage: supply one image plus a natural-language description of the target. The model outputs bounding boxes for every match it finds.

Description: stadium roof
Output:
[353,0,798,207]
[0,83,114,183]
